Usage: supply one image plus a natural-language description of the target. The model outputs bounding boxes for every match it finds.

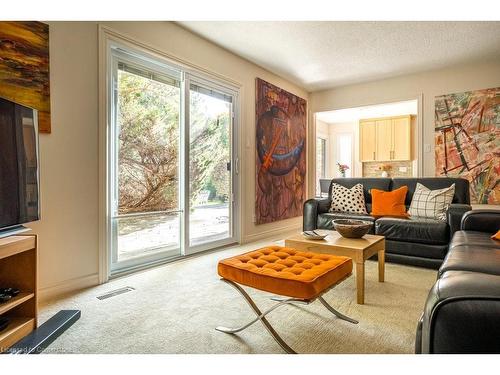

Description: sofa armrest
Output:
[421,271,500,353]
[415,314,423,354]
[303,198,331,231]
[447,204,472,235]
[460,209,500,234]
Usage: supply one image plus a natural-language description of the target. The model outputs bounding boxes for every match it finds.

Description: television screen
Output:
[0,97,39,231]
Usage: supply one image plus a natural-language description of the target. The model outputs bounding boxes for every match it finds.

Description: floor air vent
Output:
[97,286,135,300]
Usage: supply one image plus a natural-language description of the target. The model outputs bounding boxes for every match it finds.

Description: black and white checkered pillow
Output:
[408,183,455,221]
[329,183,367,214]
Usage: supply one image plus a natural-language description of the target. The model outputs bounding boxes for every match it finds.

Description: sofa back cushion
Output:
[319,179,332,196]
[392,177,470,205]
[328,178,392,205]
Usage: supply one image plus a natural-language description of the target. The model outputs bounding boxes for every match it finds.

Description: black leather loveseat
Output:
[415,210,500,353]
[303,177,471,269]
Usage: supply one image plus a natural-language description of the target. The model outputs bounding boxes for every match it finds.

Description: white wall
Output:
[28,23,100,298]
[309,59,500,202]
[28,21,309,299]
[316,120,329,139]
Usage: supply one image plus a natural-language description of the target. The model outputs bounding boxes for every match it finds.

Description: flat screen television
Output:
[0,97,40,237]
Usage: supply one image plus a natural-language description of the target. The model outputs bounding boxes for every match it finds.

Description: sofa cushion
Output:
[327,178,391,204]
[318,212,375,231]
[450,231,500,250]
[371,186,408,217]
[385,240,448,261]
[392,177,469,206]
[408,183,455,221]
[375,216,450,245]
[329,183,367,214]
[439,245,500,277]
[440,230,500,277]
[217,246,353,300]
[461,210,500,234]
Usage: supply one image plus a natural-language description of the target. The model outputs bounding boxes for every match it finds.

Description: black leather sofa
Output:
[415,210,500,353]
[304,177,471,269]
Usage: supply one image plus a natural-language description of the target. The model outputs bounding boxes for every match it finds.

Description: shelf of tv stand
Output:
[0,235,38,353]
[0,293,35,315]
[0,317,35,350]
[0,235,36,260]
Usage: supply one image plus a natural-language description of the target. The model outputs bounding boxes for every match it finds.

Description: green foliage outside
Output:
[117,70,230,214]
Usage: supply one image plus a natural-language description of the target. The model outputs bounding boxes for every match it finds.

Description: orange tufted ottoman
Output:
[216,245,358,354]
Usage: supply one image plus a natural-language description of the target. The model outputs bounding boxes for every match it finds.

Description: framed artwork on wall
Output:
[0,21,51,133]
[435,87,500,204]
[255,78,307,224]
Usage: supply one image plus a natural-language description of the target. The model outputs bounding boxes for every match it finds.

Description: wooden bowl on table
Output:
[332,219,373,239]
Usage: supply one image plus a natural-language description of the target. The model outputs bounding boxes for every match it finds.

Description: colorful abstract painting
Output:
[0,21,51,133]
[255,78,307,224]
[435,87,500,204]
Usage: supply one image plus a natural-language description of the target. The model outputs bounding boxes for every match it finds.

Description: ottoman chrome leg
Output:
[318,296,359,324]
[216,278,297,354]
[270,296,308,305]
[216,296,300,334]
[271,295,358,325]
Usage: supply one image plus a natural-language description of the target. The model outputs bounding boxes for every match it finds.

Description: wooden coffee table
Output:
[285,230,385,304]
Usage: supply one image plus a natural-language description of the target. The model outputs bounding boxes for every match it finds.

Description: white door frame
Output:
[98,26,241,282]
[310,94,423,198]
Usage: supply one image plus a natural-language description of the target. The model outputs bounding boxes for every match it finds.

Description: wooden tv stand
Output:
[0,235,37,353]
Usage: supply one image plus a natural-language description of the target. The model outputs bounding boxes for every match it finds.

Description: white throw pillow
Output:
[408,183,455,221]
[330,183,367,214]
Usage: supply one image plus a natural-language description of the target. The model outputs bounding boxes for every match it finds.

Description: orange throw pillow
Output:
[491,230,500,241]
[371,186,408,217]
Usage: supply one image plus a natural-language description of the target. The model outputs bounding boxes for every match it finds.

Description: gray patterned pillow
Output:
[330,183,367,214]
[408,183,455,221]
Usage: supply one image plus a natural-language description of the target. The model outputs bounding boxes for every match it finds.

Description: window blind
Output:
[190,83,233,103]
[118,61,181,88]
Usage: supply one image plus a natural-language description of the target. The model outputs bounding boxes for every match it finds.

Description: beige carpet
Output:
[39,237,437,354]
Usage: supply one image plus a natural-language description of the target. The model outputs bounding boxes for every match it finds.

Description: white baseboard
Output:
[39,273,100,303]
[242,223,301,244]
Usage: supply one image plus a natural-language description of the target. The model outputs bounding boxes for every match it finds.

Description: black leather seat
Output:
[438,246,500,277]
[448,230,500,249]
[375,217,449,246]
[304,177,471,269]
[437,228,500,277]
[415,210,500,353]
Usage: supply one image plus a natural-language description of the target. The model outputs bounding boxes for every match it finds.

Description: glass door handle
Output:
[235,157,240,174]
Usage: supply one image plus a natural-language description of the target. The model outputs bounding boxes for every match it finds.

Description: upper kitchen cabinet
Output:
[359,115,413,162]
[391,116,412,161]
[359,120,376,162]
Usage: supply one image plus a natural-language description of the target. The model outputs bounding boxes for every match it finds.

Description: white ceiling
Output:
[316,100,417,124]
[178,21,500,92]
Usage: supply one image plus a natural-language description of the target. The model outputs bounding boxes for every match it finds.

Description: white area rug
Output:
[39,237,436,354]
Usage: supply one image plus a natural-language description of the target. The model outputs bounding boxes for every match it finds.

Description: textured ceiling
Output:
[178,21,500,92]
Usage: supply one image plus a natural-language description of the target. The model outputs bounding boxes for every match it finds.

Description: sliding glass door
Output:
[108,45,238,275]
[189,82,233,248]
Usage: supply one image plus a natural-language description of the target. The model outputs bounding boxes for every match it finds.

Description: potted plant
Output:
[337,162,349,178]
[378,164,392,177]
